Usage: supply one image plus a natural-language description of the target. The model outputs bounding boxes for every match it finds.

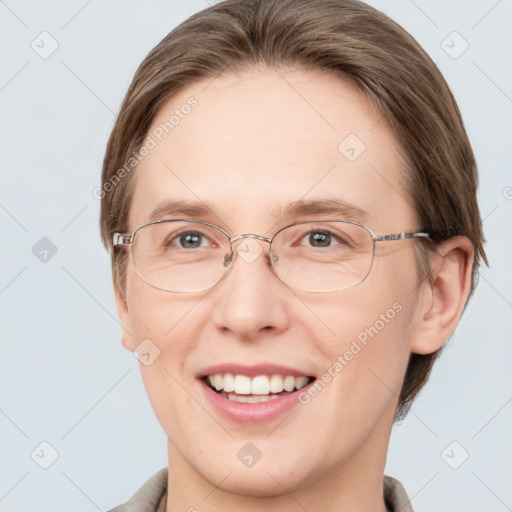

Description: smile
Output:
[203,373,313,402]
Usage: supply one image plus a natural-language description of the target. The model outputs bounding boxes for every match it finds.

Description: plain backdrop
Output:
[0,1,511,511]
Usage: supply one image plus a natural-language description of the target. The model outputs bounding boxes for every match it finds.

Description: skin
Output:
[114,67,474,512]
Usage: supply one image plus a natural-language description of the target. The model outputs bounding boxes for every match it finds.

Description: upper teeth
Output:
[207,374,311,395]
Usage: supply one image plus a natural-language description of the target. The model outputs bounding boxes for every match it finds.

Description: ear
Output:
[410,236,475,355]
[114,287,136,352]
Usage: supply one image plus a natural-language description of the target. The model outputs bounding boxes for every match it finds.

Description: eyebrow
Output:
[276,198,368,223]
[148,199,214,223]
[147,197,368,225]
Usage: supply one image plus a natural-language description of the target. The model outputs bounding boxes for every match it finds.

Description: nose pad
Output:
[223,237,273,269]
[223,250,234,268]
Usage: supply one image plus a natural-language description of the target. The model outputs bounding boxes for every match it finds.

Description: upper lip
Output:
[197,363,315,378]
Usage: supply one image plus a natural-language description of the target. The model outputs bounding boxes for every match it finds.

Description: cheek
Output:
[301,248,418,425]
[306,244,418,353]
[295,294,412,463]
[303,285,411,388]
[124,271,207,411]
[126,266,205,344]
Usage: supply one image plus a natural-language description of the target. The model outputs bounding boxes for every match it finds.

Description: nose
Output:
[212,237,291,340]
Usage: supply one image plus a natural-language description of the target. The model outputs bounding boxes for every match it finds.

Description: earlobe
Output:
[114,288,136,351]
[410,236,475,355]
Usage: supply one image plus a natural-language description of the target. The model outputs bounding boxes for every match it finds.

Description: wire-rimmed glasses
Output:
[112,219,429,293]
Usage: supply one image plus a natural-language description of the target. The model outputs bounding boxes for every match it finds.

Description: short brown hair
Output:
[100,0,487,420]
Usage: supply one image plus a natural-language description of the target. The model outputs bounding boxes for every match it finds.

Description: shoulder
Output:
[383,474,414,512]
[107,467,168,512]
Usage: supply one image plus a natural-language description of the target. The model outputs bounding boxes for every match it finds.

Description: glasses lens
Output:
[131,221,231,292]
[271,221,374,292]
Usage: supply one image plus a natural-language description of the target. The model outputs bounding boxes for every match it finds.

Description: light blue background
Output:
[1,1,511,511]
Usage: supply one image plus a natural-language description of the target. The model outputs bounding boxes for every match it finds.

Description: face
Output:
[117,67,425,497]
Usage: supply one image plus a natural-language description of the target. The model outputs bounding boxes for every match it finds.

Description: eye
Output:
[167,230,211,249]
[300,230,345,248]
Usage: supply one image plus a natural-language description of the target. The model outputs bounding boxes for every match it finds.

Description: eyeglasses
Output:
[112,219,429,293]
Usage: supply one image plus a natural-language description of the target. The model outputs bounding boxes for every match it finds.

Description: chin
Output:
[207,464,307,498]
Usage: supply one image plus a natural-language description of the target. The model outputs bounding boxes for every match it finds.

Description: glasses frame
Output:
[112,219,430,293]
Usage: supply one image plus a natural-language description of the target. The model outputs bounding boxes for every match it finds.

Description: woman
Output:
[100,0,486,510]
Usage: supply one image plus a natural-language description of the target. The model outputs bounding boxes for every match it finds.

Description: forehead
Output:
[130,67,414,233]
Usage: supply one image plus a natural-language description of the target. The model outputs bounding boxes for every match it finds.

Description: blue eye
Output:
[166,230,209,249]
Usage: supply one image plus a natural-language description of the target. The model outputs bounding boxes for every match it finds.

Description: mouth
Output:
[201,373,316,403]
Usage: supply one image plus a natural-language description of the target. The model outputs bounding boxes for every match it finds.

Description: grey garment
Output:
[384,475,414,512]
[108,469,167,512]
[109,468,414,512]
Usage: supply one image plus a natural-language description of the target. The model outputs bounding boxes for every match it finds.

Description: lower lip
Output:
[197,378,316,424]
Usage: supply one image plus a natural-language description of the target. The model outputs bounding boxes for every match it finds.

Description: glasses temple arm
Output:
[112,233,132,247]
[373,232,430,242]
